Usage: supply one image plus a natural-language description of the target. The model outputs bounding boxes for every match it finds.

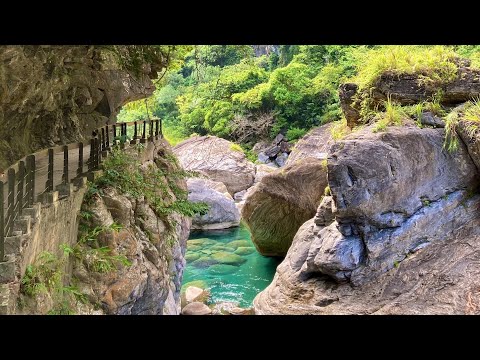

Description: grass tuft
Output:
[330,117,351,141]
[353,46,459,91]
[373,96,406,133]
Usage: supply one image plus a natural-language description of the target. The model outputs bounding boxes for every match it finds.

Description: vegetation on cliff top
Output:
[118,45,480,147]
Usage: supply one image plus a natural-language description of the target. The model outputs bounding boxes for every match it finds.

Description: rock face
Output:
[370,64,480,107]
[0,46,162,171]
[173,136,255,195]
[254,125,480,314]
[242,124,334,257]
[73,141,191,315]
[254,164,276,183]
[242,158,328,256]
[255,133,292,167]
[286,123,334,165]
[187,178,240,230]
[339,83,361,128]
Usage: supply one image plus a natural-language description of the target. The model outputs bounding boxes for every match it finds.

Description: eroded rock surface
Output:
[73,141,191,315]
[242,158,328,256]
[187,178,240,230]
[173,136,255,195]
[286,123,334,165]
[0,45,161,170]
[254,125,480,314]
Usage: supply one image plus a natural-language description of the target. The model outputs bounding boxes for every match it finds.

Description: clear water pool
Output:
[181,224,281,308]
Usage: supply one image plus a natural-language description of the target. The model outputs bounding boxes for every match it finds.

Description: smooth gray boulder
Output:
[286,123,334,165]
[254,125,480,314]
[328,126,478,234]
[173,136,255,195]
[242,158,328,257]
[187,178,240,230]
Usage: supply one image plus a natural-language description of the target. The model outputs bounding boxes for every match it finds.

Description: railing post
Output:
[62,145,69,184]
[7,169,15,237]
[0,181,4,262]
[112,124,117,144]
[155,119,159,138]
[159,117,163,138]
[26,155,35,206]
[105,125,110,150]
[95,137,101,168]
[142,121,146,141]
[134,121,138,139]
[149,120,154,141]
[17,161,25,219]
[77,143,84,177]
[25,156,32,206]
[89,138,95,172]
[46,149,54,192]
[101,128,106,152]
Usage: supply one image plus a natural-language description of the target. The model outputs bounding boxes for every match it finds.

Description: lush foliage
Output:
[20,248,90,315]
[353,46,459,91]
[118,45,480,147]
[93,147,209,221]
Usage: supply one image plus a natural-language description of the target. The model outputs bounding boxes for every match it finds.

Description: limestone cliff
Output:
[13,139,191,315]
[254,62,480,314]
[0,45,163,171]
[72,140,191,315]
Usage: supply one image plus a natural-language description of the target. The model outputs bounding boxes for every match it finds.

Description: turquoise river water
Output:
[181,224,281,307]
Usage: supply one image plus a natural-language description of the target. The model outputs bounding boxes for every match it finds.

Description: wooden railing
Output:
[0,118,162,262]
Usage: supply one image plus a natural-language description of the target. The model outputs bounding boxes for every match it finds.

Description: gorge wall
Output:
[0,139,191,315]
[253,58,480,315]
[0,46,191,315]
[0,45,162,171]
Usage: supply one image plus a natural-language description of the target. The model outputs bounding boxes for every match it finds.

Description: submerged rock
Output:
[211,252,247,266]
[234,247,255,256]
[226,240,251,249]
[192,257,219,268]
[210,244,235,252]
[187,238,218,247]
[208,264,239,275]
[173,136,255,195]
[187,244,202,252]
[185,253,201,262]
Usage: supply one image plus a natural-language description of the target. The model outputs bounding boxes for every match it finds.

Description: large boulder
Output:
[242,158,328,257]
[286,123,334,165]
[254,164,276,183]
[254,125,480,314]
[328,126,477,236]
[187,178,240,230]
[173,136,255,195]
[181,302,212,315]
